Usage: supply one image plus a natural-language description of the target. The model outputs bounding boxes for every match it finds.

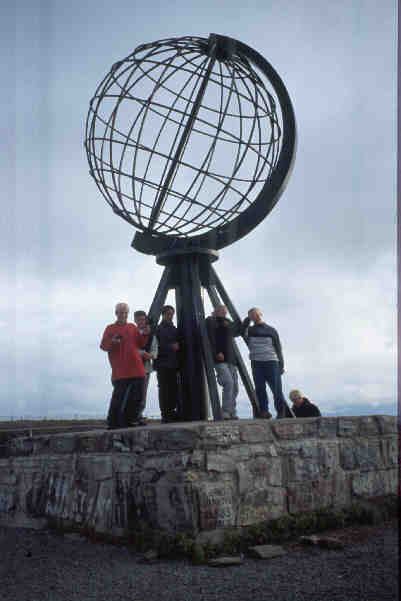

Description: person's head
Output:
[289,389,304,407]
[248,307,263,323]
[134,310,147,329]
[214,304,227,319]
[115,303,129,325]
[161,305,175,322]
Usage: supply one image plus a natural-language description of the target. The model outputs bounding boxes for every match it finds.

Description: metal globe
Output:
[85,35,296,249]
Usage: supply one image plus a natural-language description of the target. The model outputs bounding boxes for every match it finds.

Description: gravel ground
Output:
[1,519,398,601]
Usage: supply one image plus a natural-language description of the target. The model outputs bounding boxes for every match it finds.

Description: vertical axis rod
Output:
[148,53,217,230]
[190,260,222,420]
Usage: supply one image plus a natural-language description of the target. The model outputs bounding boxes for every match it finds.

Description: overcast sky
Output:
[2,0,397,420]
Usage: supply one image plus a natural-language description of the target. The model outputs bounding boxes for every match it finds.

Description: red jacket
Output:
[100,322,147,381]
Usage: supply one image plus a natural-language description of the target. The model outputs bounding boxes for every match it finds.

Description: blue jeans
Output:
[251,361,285,414]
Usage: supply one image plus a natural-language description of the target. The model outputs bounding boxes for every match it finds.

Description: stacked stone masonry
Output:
[0,416,398,537]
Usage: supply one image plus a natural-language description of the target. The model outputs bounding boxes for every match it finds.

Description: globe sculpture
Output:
[85,34,296,421]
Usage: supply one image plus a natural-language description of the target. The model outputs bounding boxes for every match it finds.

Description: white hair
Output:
[115,302,129,313]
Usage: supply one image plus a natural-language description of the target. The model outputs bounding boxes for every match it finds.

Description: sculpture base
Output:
[0,416,397,538]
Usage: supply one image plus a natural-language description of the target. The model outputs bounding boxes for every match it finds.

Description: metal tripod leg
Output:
[147,265,173,326]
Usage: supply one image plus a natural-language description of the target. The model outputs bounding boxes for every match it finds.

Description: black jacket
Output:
[205,316,241,365]
[154,321,179,369]
[292,398,321,418]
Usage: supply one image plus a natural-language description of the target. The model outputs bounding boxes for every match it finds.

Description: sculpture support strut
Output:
[146,248,260,421]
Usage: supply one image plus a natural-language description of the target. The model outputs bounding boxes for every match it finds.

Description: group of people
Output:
[100,302,320,429]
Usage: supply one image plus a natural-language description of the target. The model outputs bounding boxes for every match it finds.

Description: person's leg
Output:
[124,377,145,425]
[230,364,239,418]
[119,379,135,427]
[157,368,170,421]
[215,363,235,418]
[264,361,285,416]
[107,379,128,428]
[165,369,179,421]
[138,373,150,418]
[251,362,269,414]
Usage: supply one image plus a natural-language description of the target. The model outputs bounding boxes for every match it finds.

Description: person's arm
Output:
[206,317,218,358]
[272,328,284,372]
[231,318,243,337]
[310,403,321,417]
[100,326,116,352]
[150,334,158,359]
[241,316,251,340]
[134,326,149,349]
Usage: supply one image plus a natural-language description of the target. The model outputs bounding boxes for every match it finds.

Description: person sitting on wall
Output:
[134,310,158,421]
[205,304,242,420]
[100,302,148,429]
[289,389,321,417]
[154,305,180,423]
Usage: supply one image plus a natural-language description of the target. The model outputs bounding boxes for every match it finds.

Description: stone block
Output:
[248,544,286,559]
[248,456,283,487]
[78,433,111,453]
[0,486,16,513]
[139,480,196,531]
[340,440,383,472]
[337,417,360,437]
[208,555,243,566]
[140,451,191,473]
[87,480,114,533]
[351,470,396,498]
[236,463,253,495]
[318,443,339,478]
[272,420,318,440]
[317,418,338,439]
[359,416,381,437]
[240,423,274,443]
[50,435,77,454]
[238,487,286,525]
[206,452,236,473]
[376,416,397,435]
[70,478,99,523]
[200,423,241,447]
[112,454,138,474]
[380,438,398,467]
[0,464,17,486]
[76,455,113,481]
[197,483,236,530]
[150,428,200,451]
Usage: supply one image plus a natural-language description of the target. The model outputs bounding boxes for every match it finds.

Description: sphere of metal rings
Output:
[85,34,296,251]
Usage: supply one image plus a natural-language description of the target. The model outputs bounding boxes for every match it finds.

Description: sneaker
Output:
[259,411,272,419]
[222,412,231,420]
[230,414,239,420]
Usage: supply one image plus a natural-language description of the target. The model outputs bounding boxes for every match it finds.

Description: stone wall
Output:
[0,416,398,537]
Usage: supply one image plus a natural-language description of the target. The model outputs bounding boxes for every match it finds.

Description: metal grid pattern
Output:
[85,35,284,239]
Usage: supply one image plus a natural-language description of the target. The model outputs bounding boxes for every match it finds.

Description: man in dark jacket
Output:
[205,305,241,420]
[154,305,180,423]
[289,389,321,417]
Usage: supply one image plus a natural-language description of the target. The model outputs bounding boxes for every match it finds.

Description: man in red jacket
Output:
[100,302,150,429]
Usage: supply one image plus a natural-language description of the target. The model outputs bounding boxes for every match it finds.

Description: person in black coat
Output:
[154,305,180,423]
[289,389,321,418]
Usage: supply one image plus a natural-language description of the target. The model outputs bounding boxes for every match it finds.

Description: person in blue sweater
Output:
[242,307,287,419]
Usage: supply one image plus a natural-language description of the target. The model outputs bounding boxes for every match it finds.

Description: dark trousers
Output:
[107,377,145,428]
[156,368,179,422]
[251,360,285,415]
[138,373,150,417]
